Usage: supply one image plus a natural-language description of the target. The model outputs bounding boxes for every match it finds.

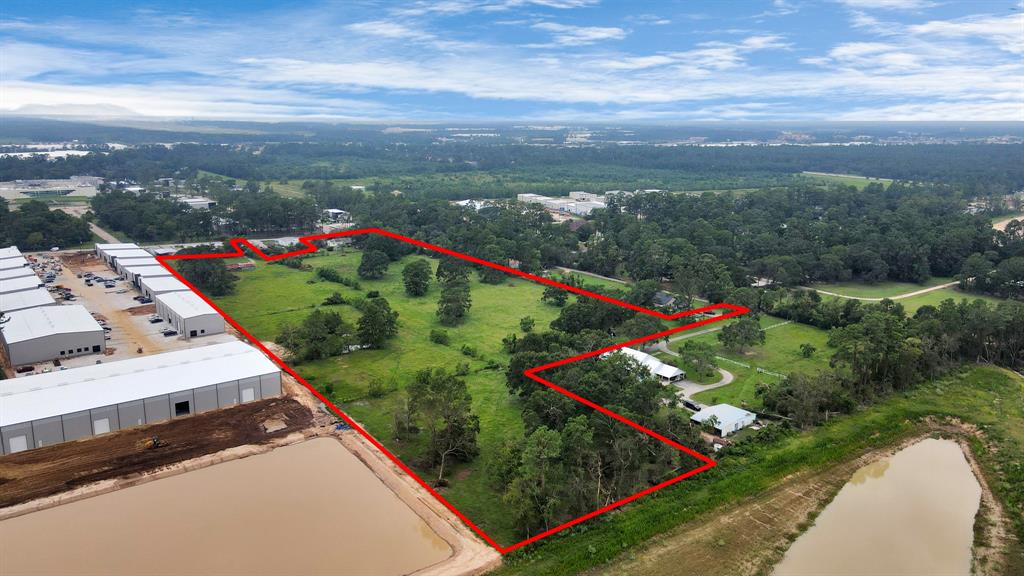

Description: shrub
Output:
[429,329,450,345]
[460,344,478,357]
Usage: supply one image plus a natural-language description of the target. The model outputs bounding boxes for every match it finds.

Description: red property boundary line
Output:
[156,227,748,554]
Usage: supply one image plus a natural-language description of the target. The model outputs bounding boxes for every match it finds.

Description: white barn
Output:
[155,291,225,339]
[0,341,282,454]
[611,347,685,385]
[690,404,756,437]
[140,275,190,300]
[0,305,105,366]
[0,287,57,314]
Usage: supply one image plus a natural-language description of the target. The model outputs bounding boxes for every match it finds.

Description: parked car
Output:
[139,297,152,304]
[149,317,163,324]
[162,329,178,337]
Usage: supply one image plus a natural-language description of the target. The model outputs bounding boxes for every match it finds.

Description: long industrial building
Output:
[0,256,31,271]
[155,291,225,339]
[95,242,140,264]
[140,275,190,299]
[0,246,24,260]
[0,274,44,295]
[0,266,36,280]
[1,305,105,366]
[0,341,282,454]
[121,263,172,286]
[0,287,57,314]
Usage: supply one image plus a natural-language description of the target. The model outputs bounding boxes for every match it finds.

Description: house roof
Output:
[0,275,43,295]
[0,246,23,260]
[156,290,219,319]
[0,305,102,344]
[0,287,57,313]
[141,275,189,294]
[613,347,684,380]
[690,404,755,426]
[0,341,279,427]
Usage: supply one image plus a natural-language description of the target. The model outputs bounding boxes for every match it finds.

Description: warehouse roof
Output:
[0,246,23,260]
[0,257,30,270]
[0,267,36,280]
[95,243,138,251]
[0,341,280,427]
[106,248,153,260]
[0,305,102,344]
[156,290,219,319]
[116,256,160,268]
[141,275,189,293]
[121,264,172,278]
[0,275,44,295]
[0,288,57,313]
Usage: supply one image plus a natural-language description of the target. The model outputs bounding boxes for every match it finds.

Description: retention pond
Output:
[773,437,981,575]
[0,437,452,575]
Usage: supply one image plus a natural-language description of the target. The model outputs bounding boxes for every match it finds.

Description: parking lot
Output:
[4,250,238,377]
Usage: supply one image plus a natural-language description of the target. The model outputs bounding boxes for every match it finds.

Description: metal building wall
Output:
[3,330,105,366]
[260,372,282,398]
[31,417,64,449]
[194,385,219,413]
[119,400,146,428]
[62,411,92,441]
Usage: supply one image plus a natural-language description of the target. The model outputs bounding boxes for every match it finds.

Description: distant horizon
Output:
[2,0,1021,122]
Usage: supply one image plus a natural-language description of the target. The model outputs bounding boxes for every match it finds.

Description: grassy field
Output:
[498,365,1024,575]
[809,276,954,299]
[212,247,568,544]
[797,171,893,190]
[682,317,832,409]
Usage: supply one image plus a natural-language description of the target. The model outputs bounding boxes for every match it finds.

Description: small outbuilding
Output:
[0,341,281,454]
[0,287,57,314]
[0,305,105,366]
[139,275,190,300]
[690,404,756,437]
[155,291,224,339]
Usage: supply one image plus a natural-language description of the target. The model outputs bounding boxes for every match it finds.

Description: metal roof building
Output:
[0,287,57,314]
[114,256,159,275]
[0,341,282,454]
[611,347,685,384]
[155,291,224,339]
[0,246,24,260]
[121,263,172,286]
[0,274,44,295]
[0,266,37,280]
[1,305,105,366]
[95,243,139,264]
[691,404,756,437]
[139,275,190,300]
[0,256,30,271]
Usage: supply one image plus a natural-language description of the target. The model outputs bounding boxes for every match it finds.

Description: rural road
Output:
[55,205,121,243]
[554,266,627,285]
[803,282,957,302]
[655,343,736,399]
[87,221,120,243]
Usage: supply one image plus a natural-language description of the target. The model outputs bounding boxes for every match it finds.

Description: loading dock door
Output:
[93,418,111,435]
[241,387,256,402]
[9,436,28,453]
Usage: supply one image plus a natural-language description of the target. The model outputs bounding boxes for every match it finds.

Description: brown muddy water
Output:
[773,438,981,576]
[0,437,452,575]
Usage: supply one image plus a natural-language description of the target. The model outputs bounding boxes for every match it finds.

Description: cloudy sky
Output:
[2,0,1022,121]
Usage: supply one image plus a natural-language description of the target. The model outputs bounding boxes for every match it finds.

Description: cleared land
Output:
[798,171,893,189]
[213,248,567,545]
[809,276,954,299]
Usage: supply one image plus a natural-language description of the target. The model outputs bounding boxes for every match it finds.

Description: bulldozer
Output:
[139,436,163,450]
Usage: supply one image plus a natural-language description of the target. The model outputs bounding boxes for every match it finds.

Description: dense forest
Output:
[0,199,92,249]
[3,140,1022,197]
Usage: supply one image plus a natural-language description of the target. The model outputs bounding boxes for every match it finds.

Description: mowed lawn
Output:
[677,316,832,409]
[797,171,893,190]
[212,247,564,545]
[809,276,954,299]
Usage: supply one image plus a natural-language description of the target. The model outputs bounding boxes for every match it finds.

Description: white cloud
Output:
[530,22,627,46]
[909,14,1024,55]
[835,0,935,9]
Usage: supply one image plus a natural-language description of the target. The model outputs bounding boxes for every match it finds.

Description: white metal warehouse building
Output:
[0,274,44,295]
[1,305,105,366]
[608,347,685,385]
[155,291,225,339]
[95,243,139,264]
[0,266,35,280]
[0,287,57,314]
[0,256,31,271]
[0,246,24,260]
[140,275,190,299]
[121,263,172,287]
[0,341,283,454]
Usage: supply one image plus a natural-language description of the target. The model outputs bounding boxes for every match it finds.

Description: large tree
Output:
[437,274,472,326]
[357,249,390,279]
[174,245,237,296]
[406,368,480,483]
[402,259,433,296]
[717,315,765,352]
[357,297,399,348]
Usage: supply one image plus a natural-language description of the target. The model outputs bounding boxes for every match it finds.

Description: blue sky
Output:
[2,0,1021,121]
